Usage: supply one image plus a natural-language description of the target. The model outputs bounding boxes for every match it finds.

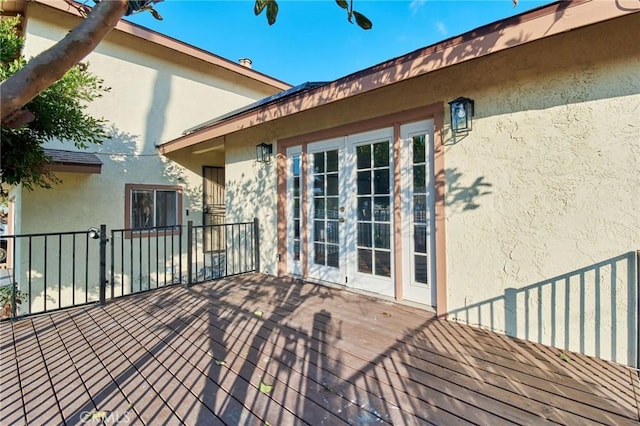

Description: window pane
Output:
[294,198,300,219]
[294,219,300,238]
[156,191,177,227]
[374,170,389,194]
[357,171,371,195]
[357,145,371,169]
[375,251,391,277]
[293,177,300,197]
[373,141,389,167]
[326,173,339,196]
[358,249,372,274]
[294,241,300,261]
[132,190,154,229]
[293,156,301,176]
[357,222,372,247]
[374,223,390,249]
[326,150,338,172]
[314,153,325,173]
[413,135,426,163]
[415,255,428,284]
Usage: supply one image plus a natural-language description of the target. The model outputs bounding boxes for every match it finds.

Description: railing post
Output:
[10,281,17,319]
[99,224,107,306]
[253,217,260,273]
[186,221,193,287]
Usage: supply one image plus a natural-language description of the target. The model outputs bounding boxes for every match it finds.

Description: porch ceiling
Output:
[1,274,638,424]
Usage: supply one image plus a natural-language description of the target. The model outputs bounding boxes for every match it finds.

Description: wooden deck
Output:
[1,273,638,425]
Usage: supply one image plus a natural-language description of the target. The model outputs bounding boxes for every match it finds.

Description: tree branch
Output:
[0,0,128,123]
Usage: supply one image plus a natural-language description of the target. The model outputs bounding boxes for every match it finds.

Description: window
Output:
[125,184,182,235]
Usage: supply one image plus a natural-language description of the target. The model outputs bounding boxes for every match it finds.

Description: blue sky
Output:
[127,1,553,85]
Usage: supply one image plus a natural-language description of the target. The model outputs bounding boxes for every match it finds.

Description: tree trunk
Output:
[0,0,129,123]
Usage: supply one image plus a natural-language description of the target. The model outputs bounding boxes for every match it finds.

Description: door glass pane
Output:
[373,170,389,194]
[314,243,325,265]
[358,197,371,221]
[326,174,339,196]
[294,220,300,238]
[314,220,324,242]
[357,145,371,169]
[357,171,371,195]
[314,199,325,219]
[132,190,154,229]
[294,198,300,219]
[414,225,427,253]
[326,197,339,219]
[413,135,426,163]
[414,195,427,223]
[327,244,339,267]
[326,221,339,244]
[358,249,373,274]
[415,255,428,283]
[314,153,325,173]
[373,141,389,167]
[413,165,426,193]
[358,223,372,247]
[373,196,390,221]
[326,150,338,172]
[314,175,325,196]
[294,241,300,261]
[375,251,391,277]
[293,177,300,197]
[374,223,390,249]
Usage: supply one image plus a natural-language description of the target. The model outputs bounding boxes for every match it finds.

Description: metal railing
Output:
[0,218,260,320]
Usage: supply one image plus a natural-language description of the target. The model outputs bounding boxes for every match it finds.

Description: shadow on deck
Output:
[1,273,638,425]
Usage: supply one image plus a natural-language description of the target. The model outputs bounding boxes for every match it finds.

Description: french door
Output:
[306,128,395,297]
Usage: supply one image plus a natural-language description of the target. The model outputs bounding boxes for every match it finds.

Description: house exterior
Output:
[1,0,289,308]
[158,0,640,367]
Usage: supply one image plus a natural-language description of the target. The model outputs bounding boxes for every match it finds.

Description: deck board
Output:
[1,273,638,425]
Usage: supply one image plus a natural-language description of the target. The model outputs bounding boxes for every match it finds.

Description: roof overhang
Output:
[44,149,102,174]
[158,0,640,155]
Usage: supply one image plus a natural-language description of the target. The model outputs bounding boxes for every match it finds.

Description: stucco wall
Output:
[19,4,279,236]
[222,13,639,365]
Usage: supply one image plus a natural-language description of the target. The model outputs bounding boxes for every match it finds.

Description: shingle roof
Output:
[44,148,103,166]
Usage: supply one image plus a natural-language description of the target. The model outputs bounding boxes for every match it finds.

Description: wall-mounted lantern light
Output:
[448,97,475,133]
[87,227,101,240]
[255,143,273,163]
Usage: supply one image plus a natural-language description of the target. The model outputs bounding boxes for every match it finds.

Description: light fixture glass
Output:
[448,97,475,133]
[256,143,273,163]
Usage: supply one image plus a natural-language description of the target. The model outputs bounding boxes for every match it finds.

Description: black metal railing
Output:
[0,218,260,320]
[0,230,102,319]
[187,219,259,285]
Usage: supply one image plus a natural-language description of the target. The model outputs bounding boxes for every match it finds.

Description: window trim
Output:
[124,184,183,239]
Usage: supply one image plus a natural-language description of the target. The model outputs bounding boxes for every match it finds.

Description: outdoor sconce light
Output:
[448,97,475,133]
[255,143,273,163]
[87,227,101,240]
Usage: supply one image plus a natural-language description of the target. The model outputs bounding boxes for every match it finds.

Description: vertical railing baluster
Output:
[138,231,142,292]
[28,236,32,313]
[110,230,115,300]
[254,218,260,273]
[163,227,167,287]
[129,233,134,294]
[72,234,76,306]
[171,227,175,285]
[155,228,159,287]
[58,234,62,309]
[44,235,48,312]
[120,232,124,297]
[186,221,193,287]
[148,229,151,289]
[99,225,107,306]
[85,233,90,302]
[178,225,182,285]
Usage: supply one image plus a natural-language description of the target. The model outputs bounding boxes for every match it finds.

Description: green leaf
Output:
[254,310,263,317]
[254,0,268,16]
[259,381,273,395]
[335,0,348,10]
[558,352,570,362]
[88,411,108,420]
[266,1,279,25]
[353,11,372,30]
[214,359,226,366]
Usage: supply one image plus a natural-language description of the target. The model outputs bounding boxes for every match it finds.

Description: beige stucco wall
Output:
[12,4,283,312]
[222,13,640,365]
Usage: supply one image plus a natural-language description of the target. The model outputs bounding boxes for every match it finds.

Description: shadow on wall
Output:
[448,252,639,367]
